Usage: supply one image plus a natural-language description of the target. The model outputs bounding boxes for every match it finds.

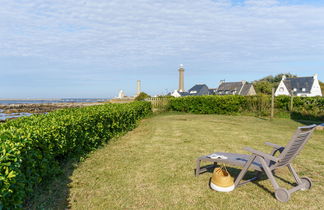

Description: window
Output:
[293,88,297,92]
[279,87,284,92]
[190,90,197,94]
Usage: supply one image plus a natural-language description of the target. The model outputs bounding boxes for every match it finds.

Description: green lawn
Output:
[28,113,324,209]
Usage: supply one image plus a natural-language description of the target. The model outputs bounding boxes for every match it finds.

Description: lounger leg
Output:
[259,157,279,190]
[234,155,256,187]
[196,159,201,176]
[287,164,302,185]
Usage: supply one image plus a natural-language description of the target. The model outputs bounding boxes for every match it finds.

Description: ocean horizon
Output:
[0,98,111,120]
[0,98,109,105]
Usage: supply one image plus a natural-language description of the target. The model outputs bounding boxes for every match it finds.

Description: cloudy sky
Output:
[1,0,324,98]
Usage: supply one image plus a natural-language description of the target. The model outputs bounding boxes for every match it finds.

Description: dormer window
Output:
[293,88,297,92]
[190,90,197,94]
[302,88,306,91]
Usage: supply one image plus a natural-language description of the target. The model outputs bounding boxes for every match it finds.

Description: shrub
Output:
[170,95,247,114]
[274,95,291,111]
[245,95,271,116]
[0,102,151,209]
[135,92,151,101]
[169,95,324,120]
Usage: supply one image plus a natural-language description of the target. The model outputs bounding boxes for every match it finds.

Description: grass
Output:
[28,112,324,209]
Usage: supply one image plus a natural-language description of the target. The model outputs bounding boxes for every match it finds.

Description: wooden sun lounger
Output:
[196,124,317,202]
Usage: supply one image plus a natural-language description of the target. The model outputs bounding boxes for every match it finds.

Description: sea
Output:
[0,98,109,120]
[0,98,108,105]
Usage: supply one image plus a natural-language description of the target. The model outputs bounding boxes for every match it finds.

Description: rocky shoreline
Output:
[0,102,106,122]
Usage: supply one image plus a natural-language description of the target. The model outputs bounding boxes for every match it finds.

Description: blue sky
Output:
[0,0,324,98]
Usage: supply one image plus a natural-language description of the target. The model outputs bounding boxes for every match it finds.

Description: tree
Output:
[253,73,297,95]
[257,73,296,83]
[134,92,151,101]
[253,81,273,95]
[320,81,324,95]
[272,73,296,83]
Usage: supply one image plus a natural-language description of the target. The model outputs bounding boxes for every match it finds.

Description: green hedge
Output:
[276,96,324,121]
[169,95,324,120]
[0,102,151,209]
[169,95,246,114]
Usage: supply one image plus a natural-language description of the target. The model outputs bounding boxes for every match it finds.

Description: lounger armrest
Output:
[244,147,279,162]
[264,142,284,150]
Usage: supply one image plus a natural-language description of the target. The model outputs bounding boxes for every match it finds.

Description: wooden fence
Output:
[145,97,170,111]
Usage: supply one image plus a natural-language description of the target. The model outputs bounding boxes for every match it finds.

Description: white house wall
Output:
[309,78,322,96]
[248,86,256,96]
[275,80,291,96]
[171,90,181,97]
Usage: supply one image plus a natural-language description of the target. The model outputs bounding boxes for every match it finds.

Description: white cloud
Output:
[244,0,279,7]
[0,0,324,67]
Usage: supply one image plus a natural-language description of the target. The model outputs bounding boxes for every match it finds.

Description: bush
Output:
[275,95,291,111]
[290,111,324,122]
[245,95,271,116]
[169,95,324,120]
[0,102,151,209]
[170,95,247,114]
[135,92,150,101]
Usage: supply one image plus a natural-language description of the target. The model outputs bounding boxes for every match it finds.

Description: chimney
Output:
[219,80,225,85]
[178,64,185,92]
[136,80,141,96]
[282,75,286,80]
[313,73,318,80]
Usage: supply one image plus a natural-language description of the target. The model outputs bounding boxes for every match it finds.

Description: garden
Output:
[1,96,323,209]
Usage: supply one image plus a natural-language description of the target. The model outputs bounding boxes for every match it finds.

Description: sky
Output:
[0,0,324,98]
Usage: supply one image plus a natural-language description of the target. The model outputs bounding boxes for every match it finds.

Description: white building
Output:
[117,90,125,99]
[170,90,189,97]
[275,74,322,97]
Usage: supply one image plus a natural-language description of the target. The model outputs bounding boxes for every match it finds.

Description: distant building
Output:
[115,88,136,100]
[170,84,210,97]
[170,64,188,97]
[136,80,141,97]
[214,81,256,96]
[178,65,185,92]
[117,90,125,99]
[208,88,217,95]
[170,90,190,97]
[275,74,322,97]
[188,84,210,96]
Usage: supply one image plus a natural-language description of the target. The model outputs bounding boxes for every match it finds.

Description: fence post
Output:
[290,91,294,112]
[271,88,274,120]
[146,97,169,112]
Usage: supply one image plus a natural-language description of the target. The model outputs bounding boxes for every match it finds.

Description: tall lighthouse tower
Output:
[178,64,185,92]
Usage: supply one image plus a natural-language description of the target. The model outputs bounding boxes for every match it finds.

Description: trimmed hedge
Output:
[0,102,151,209]
[169,95,324,120]
[169,95,246,114]
[276,96,324,121]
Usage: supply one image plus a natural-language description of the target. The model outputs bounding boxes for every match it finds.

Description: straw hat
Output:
[210,167,235,192]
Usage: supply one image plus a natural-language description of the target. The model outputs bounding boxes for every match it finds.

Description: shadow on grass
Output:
[290,112,324,125]
[196,164,298,198]
[23,159,76,209]
[291,118,323,126]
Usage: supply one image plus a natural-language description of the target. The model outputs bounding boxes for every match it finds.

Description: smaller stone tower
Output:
[136,80,141,96]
